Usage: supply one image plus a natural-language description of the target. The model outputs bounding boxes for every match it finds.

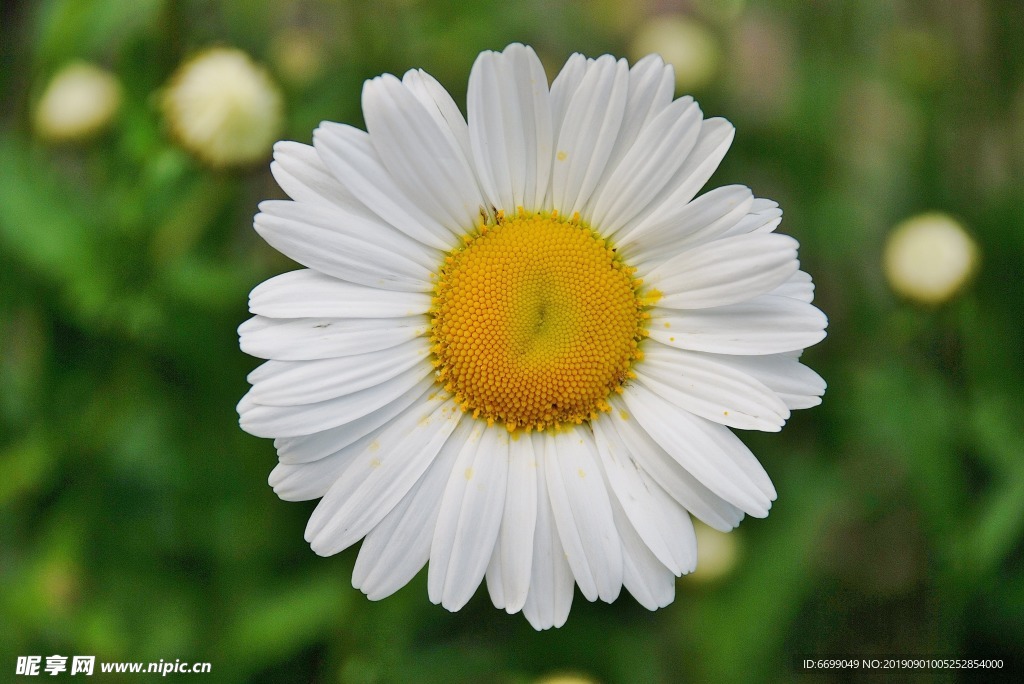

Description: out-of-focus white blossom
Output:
[534,674,600,684]
[689,521,740,582]
[35,62,122,142]
[162,47,283,167]
[630,16,720,92]
[883,213,978,304]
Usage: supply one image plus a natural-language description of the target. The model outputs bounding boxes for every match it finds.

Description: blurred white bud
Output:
[689,521,739,582]
[34,62,122,142]
[162,47,283,167]
[535,674,600,684]
[883,213,978,304]
[630,15,720,92]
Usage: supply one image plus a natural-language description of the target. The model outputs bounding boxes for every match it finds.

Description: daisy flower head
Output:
[238,44,827,630]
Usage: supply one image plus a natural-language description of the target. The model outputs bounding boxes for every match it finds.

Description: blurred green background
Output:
[2,0,1023,681]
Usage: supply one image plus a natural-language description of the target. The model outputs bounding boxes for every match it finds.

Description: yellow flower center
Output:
[431,210,651,432]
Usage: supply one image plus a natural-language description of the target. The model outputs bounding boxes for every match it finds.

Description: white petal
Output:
[645,233,800,310]
[751,197,780,212]
[648,295,827,356]
[268,443,361,502]
[621,382,775,518]
[239,315,429,361]
[592,418,696,575]
[256,199,440,272]
[612,493,678,610]
[548,53,588,144]
[254,200,436,292]
[304,394,463,555]
[268,401,437,502]
[238,363,432,438]
[521,433,575,630]
[273,374,436,464]
[485,539,506,610]
[543,427,622,603]
[618,185,754,265]
[772,269,815,303]
[588,96,702,233]
[248,269,431,319]
[485,433,538,613]
[617,117,735,237]
[690,414,778,503]
[247,338,430,407]
[352,417,473,600]
[605,395,744,531]
[271,141,374,217]
[637,342,790,431]
[550,56,629,216]
[468,44,553,212]
[598,55,676,186]
[714,353,827,410]
[623,187,783,260]
[467,52,512,213]
[401,69,476,180]
[363,74,484,230]
[313,122,458,250]
[714,199,782,241]
[268,390,444,502]
[428,425,509,611]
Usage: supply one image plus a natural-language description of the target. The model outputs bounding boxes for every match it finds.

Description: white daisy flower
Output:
[238,44,827,630]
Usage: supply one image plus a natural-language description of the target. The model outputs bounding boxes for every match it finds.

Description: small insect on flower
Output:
[238,44,827,630]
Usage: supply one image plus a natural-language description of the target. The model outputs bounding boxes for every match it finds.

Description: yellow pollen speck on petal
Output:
[577,469,586,479]
[369,458,381,469]
[557,150,568,161]
[464,467,474,481]
[430,211,650,432]
[639,289,662,307]
[369,440,380,452]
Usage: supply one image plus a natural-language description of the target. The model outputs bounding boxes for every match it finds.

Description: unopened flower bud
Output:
[630,16,720,92]
[162,48,284,167]
[883,213,978,304]
[35,62,122,141]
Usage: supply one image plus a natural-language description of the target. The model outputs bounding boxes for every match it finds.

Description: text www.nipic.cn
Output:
[16,656,212,677]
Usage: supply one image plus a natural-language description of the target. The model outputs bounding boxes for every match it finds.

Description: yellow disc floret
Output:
[431,210,651,432]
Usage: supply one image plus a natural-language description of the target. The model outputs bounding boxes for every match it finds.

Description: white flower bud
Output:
[630,16,721,92]
[34,62,122,142]
[162,48,283,167]
[690,522,740,582]
[884,213,978,304]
